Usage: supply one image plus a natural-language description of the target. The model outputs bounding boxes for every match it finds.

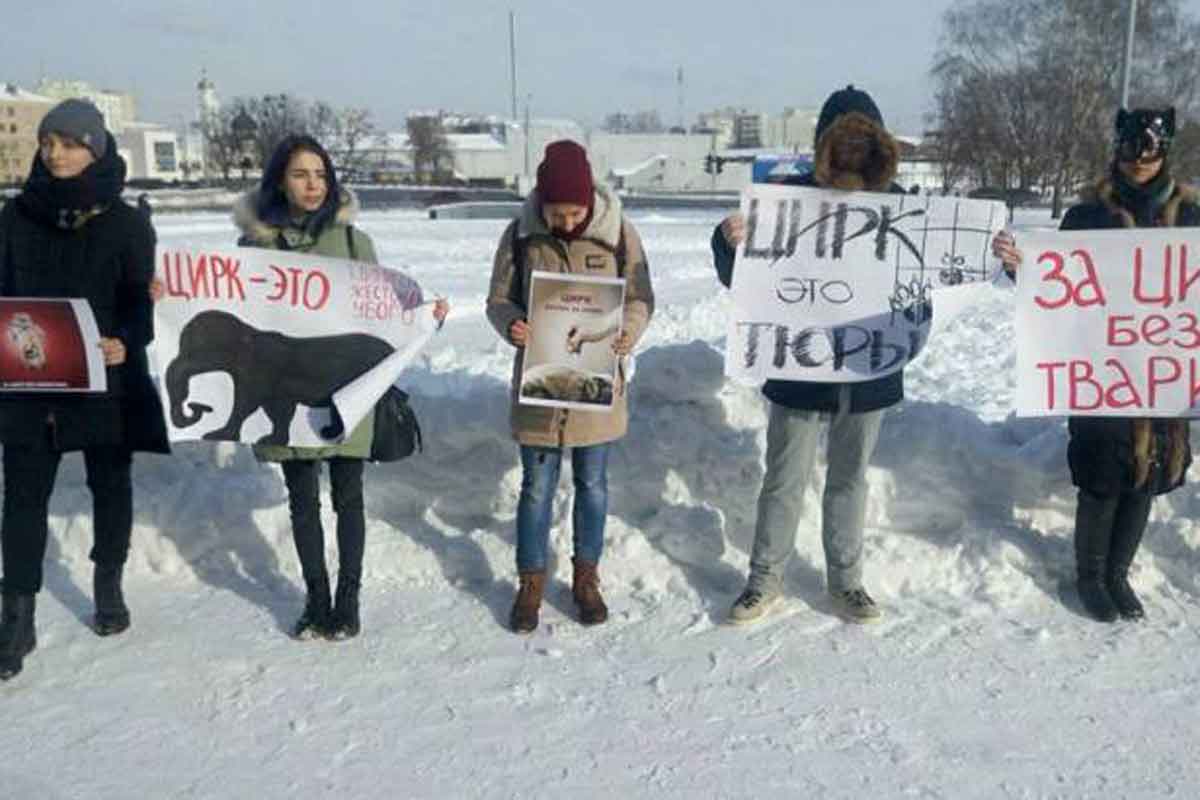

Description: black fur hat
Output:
[814,85,884,146]
[1114,107,1175,162]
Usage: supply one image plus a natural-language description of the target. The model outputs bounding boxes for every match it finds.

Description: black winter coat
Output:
[1060,176,1194,496]
[0,197,169,453]
[711,172,908,413]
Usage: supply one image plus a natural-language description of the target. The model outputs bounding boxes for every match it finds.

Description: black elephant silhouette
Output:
[165,310,394,446]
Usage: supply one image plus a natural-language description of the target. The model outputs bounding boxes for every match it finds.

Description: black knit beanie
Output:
[37,99,109,159]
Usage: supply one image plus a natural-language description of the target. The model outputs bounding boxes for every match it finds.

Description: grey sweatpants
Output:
[748,388,884,594]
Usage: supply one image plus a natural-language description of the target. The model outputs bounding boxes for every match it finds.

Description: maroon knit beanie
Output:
[536,140,594,208]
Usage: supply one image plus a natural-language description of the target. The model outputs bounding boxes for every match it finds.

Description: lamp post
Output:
[1119,0,1138,109]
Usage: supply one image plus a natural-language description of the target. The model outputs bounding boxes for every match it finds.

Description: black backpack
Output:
[370,386,423,462]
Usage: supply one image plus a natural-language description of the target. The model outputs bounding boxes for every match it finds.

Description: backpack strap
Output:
[507,219,527,310]
[615,223,627,277]
[345,224,358,261]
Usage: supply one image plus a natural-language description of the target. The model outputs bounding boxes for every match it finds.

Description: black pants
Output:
[1074,488,1153,575]
[2,443,133,595]
[281,458,365,589]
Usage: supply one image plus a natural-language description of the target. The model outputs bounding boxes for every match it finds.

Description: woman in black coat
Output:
[0,99,168,680]
[994,107,1194,623]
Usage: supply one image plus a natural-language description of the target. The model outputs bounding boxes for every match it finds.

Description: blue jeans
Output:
[515,444,610,573]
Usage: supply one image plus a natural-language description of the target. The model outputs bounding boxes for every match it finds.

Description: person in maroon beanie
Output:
[486,140,655,633]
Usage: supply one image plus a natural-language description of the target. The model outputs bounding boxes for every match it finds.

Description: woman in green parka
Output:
[232,135,448,640]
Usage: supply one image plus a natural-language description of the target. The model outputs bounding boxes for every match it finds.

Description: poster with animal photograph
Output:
[0,298,106,392]
[520,272,625,411]
[725,183,1005,383]
[153,245,438,446]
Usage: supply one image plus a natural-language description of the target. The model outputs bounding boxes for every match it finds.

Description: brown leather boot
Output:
[572,558,608,626]
[509,572,545,634]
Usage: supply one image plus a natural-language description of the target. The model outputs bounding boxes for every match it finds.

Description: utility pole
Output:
[676,67,685,131]
[523,95,532,180]
[1119,0,1138,108]
[509,12,518,121]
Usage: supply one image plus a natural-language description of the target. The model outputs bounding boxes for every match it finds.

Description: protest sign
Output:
[0,298,106,392]
[520,271,625,411]
[1016,227,1200,417]
[154,245,436,445]
[725,183,1004,383]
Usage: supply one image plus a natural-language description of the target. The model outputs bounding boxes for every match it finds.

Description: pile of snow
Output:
[3,208,1198,799]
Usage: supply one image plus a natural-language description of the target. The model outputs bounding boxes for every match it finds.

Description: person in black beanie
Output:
[0,99,168,680]
[993,107,1195,622]
[712,85,904,625]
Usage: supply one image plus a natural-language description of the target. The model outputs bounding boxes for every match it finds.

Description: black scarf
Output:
[1111,161,1174,226]
[17,133,125,230]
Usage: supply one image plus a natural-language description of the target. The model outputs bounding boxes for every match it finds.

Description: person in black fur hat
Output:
[993,106,1194,623]
[0,99,168,681]
[711,85,904,625]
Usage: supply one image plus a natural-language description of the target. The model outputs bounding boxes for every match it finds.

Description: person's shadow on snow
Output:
[365,369,520,629]
[871,402,1085,612]
[143,443,302,633]
[607,342,775,624]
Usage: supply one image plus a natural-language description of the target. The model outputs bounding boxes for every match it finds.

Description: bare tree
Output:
[330,108,378,179]
[200,106,245,182]
[406,115,455,183]
[931,0,1200,216]
[242,93,309,166]
[603,110,665,134]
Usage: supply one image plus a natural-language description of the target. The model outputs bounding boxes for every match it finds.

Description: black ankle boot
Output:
[293,575,332,640]
[1107,573,1145,620]
[93,563,131,636]
[330,577,360,640]
[1077,577,1119,622]
[0,593,37,681]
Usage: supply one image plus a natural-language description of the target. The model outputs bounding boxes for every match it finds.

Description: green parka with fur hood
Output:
[232,187,379,462]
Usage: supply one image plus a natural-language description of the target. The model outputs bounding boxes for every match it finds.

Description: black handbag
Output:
[370,386,423,462]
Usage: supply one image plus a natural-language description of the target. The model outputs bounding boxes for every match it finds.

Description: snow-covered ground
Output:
[4,208,1199,799]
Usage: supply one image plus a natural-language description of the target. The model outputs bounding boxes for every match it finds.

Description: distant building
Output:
[0,83,55,185]
[37,78,136,134]
[117,122,181,182]
[769,107,818,152]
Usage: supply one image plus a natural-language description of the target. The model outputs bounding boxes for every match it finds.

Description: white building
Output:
[117,122,181,182]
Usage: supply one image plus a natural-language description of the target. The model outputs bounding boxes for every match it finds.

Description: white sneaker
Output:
[728,584,781,625]
[830,587,882,623]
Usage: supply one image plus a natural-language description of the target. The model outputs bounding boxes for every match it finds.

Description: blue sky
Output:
[7,0,1198,135]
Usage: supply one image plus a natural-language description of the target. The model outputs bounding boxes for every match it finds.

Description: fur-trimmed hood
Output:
[232,187,361,245]
[1081,175,1198,228]
[516,182,623,247]
[812,112,900,192]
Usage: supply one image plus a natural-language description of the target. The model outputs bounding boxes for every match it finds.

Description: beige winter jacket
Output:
[486,185,654,448]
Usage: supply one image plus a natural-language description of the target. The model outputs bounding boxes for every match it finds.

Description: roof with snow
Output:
[1,83,55,103]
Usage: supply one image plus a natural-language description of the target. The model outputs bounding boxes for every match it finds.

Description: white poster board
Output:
[1016,227,1200,417]
[725,184,1004,383]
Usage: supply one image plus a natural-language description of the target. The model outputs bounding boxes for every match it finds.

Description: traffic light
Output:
[704,154,716,175]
